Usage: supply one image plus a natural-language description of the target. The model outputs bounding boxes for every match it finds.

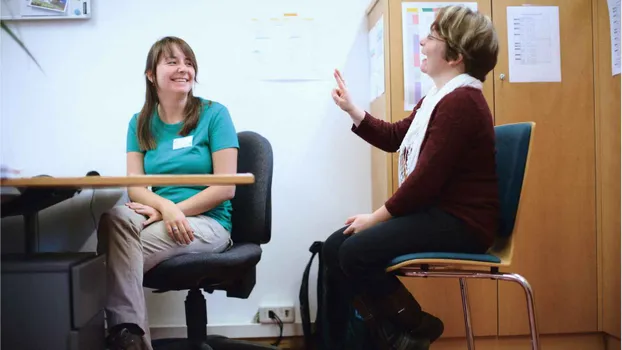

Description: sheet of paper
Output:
[402,2,477,110]
[507,6,562,83]
[608,0,621,76]
[250,13,322,81]
[369,17,385,101]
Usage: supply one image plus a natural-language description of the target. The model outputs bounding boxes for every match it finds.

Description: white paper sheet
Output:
[250,13,322,81]
[507,6,562,83]
[369,17,385,101]
[401,2,477,110]
[608,0,621,76]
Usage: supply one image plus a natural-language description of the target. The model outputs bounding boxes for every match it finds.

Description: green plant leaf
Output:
[1,20,43,72]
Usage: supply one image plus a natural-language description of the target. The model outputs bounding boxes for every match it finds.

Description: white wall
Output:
[1,0,373,338]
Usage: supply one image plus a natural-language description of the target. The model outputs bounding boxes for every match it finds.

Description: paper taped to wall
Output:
[506,6,562,83]
[607,0,621,76]
[369,17,385,101]
[250,12,322,81]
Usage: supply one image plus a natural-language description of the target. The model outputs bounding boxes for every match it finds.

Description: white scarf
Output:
[397,73,483,186]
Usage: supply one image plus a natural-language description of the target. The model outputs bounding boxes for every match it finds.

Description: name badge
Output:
[173,136,193,150]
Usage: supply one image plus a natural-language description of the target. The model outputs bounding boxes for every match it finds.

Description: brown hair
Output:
[137,36,203,151]
[431,5,499,82]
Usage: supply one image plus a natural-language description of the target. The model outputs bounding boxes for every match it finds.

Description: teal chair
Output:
[385,122,539,350]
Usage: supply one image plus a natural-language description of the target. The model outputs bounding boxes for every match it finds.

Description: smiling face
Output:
[421,5,499,83]
[152,45,195,95]
[420,30,454,79]
[144,37,198,99]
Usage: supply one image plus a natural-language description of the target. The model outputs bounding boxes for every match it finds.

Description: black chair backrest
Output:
[494,122,534,239]
[230,131,273,245]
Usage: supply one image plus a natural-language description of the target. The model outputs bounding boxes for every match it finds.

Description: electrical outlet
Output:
[258,306,295,324]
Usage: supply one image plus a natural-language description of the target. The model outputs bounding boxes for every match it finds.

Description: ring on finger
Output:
[173,227,179,232]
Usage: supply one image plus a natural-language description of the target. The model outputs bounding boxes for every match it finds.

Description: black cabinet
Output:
[2,252,106,350]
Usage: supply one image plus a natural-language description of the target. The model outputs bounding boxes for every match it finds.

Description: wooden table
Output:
[0,174,255,253]
[0,173,255,188]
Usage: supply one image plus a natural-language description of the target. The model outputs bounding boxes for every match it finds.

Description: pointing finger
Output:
[334,69,346,89]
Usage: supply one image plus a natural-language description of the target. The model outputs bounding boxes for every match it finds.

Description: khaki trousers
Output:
[97,205,232,349]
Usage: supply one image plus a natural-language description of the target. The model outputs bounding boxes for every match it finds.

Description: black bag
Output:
[299,241,374,350]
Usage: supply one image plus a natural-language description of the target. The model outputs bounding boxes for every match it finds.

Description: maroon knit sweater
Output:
[352,87,499,247]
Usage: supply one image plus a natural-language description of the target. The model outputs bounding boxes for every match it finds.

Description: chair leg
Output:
[505,274,540,350]
[459,278,475,350]
[185,288,208,346]
[400,269,540,350]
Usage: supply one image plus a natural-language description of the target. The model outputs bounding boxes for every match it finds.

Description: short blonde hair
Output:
[431,5,498,82]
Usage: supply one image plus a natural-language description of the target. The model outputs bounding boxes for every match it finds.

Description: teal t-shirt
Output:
[126,98,239,232]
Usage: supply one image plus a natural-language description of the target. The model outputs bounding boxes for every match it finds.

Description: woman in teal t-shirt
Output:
[97,36,239,350]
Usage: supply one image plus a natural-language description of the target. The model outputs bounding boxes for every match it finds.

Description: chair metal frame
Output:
[386,122,539,350]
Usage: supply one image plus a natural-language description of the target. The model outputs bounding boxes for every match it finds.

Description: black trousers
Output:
[322,207,488,345]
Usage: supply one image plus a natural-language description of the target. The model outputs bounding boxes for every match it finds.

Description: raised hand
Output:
[331,69,355,112]
[331,69,365,126]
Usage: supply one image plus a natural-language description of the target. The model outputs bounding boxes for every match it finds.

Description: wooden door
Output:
[368,0,394,211]
[593,0,621,339]
[492,0,598,335]
[387,0,498,338]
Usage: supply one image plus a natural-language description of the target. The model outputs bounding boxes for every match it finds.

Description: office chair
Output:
[144,131,276,350]
[385,122,539,350]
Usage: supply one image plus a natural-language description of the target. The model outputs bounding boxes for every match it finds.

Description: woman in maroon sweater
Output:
[323,5,500,349]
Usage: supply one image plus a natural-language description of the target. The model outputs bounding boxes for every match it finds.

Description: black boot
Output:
[352,294,429,350]
[372,283,445,344]
[419,312,444,343]
[351,294,390,350]
[106,324,146,350]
